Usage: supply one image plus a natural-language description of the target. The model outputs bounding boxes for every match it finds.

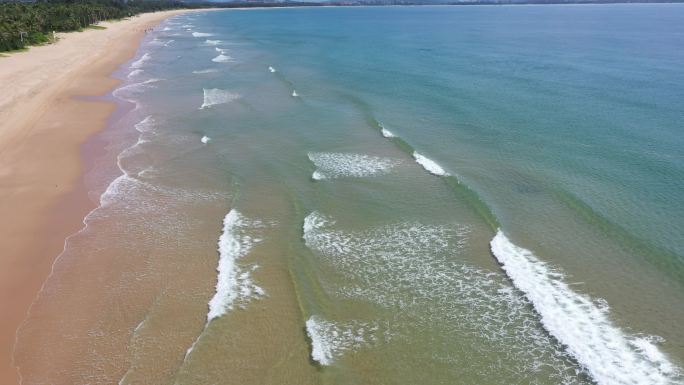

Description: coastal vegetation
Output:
[0,0,189,52]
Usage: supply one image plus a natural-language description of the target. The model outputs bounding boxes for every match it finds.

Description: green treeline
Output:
[0,0,189,52]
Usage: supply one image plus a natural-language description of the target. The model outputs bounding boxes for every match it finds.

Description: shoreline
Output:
[0,10,206,384]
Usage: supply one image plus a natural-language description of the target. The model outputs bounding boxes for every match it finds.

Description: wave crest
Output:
[199,88,240,109]
[490,231,683,385]
[413,152,449,176]
[308,152,399,180]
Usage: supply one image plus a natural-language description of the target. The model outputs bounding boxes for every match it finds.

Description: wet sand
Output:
[0,10,203,384]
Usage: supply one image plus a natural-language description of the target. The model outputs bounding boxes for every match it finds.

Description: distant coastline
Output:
[2,0,682,53]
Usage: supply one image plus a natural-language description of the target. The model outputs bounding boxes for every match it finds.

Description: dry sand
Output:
[0,10,206,384]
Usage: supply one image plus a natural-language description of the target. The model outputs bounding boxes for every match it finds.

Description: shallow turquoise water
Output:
[19,5,684,385]
[150,5,684,383]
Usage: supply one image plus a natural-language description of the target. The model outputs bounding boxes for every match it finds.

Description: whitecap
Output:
[199,88,240,109]
[380,125,395,138]
[303,212,594,383]
[212,54,232,63]
[268,66,276,73]
[490,231,683,385]
[413,151,449,176]
[207,210,267,321]
[134,116,155,133]
[201,136,211,144]
[192,69,219,74]
[305,316,378,366]
[205,39,222,45]
[307,152,399,180]
[112,79,162,104]
[192,32,213,37]
[130,53,150,69]
[127,69,144,79]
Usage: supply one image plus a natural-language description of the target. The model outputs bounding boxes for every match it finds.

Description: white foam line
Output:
[208,210,252,320]
[11,115,159,384]
[212,54,232,63]
[308,152,399,180]
[183,210,267,363]
[380,126,395,138]
[306,316,334,365]
[127,69,144,79]
[304,314,377,367]
[130,53,150,69]
[490,231,682,385]
[192,32,212,37]
[199,88,240,109]
[192,68,218,74]
[413,151,450,176]
[133,320,145,333]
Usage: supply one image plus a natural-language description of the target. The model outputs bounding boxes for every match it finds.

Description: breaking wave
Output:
[199,88,240,109]
[490,231,683,385]
[130,53,150,69]
[380,125,395,138]
[413,151,449,176]
[207,210,267,322]
[306,316,380,366]
[307,152,399,180]
[192,68,218,74]
[302,212,593,383]
[127,69,144,79]
[212,54,232,63]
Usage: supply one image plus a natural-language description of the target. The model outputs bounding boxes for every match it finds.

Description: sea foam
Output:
[149,38,174,47]
[380,126,395,138]
[192,68,218,74]
[205,39,222,45]
[127,69,144,79]
[305,316,377,366]
[307,152,399,180]
[192,32,213,37]
[207,210,266,322]
[112,79,163,105]
[134,116,155,133]
[199,88,240,109]
[303,212,595,383]
[212,54,232,63]
[413,151,449,176]
[490,231,683,385]
[130,53,150,69]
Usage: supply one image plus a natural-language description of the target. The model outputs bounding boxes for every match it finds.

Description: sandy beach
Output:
[0,10,200,384]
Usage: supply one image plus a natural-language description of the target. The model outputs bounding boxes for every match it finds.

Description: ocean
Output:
[13,4,684,385]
